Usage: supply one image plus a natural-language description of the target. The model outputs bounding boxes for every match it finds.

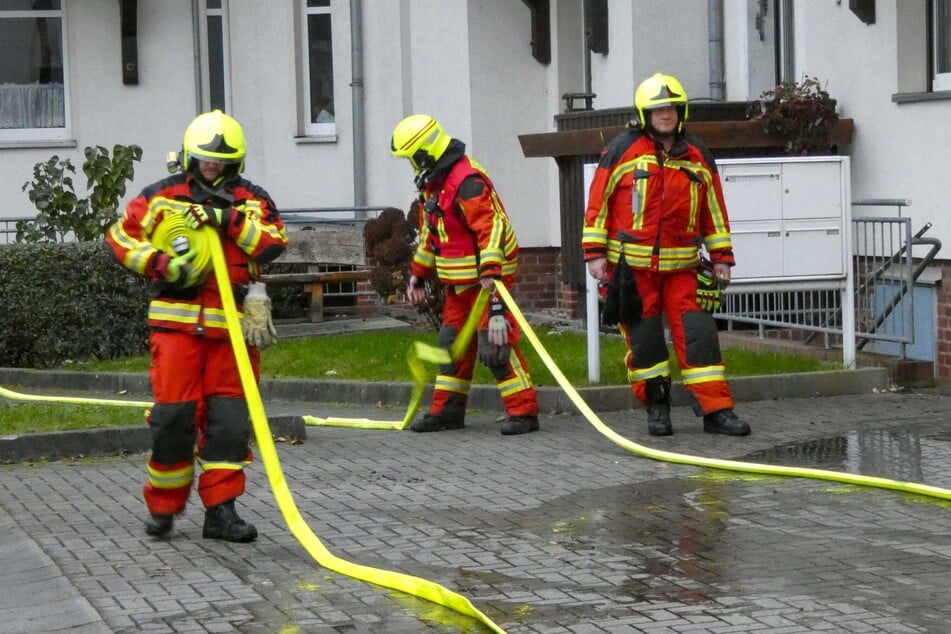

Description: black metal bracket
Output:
[120,0,138,85]
[849,0,875,25]
[520,0,551,64]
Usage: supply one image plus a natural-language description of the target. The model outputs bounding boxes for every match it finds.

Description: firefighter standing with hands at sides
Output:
[391,114,540,435]
[106,110,287,541]
[583,73,752,437]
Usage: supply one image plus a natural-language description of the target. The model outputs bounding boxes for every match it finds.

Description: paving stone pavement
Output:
[2,377,951,633]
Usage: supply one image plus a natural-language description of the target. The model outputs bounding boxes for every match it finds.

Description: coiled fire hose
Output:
[4,238,951,631]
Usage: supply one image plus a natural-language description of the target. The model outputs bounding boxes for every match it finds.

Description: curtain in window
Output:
[0,83,65,128]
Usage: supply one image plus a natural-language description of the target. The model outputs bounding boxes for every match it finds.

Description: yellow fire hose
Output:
[303,289,489,430]
[490,281,951,501]
[205,230,506,633]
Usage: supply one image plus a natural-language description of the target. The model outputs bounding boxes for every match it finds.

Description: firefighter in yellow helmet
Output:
[106,110,288,540]
[391,114,540,435]
[583,73,752,437]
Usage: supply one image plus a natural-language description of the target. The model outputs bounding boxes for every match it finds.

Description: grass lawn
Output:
[0,326,840,434]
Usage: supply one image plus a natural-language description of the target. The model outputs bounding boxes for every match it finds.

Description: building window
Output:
[933,0,951,90]
[198,0,231,112]
[0,0,67,140]
[206,0,230,111]
[302,0,335,137]
[747,0,794,99]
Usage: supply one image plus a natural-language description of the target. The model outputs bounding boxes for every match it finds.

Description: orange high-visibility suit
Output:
[583,127,736,414]
[411,149,538,420]
[106,173,287,516]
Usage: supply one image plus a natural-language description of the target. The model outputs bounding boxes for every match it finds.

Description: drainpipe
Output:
[350,0,367,211]
[192,0,203,113]
[707,0,725,101]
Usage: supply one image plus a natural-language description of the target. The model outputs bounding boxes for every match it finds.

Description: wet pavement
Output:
[2,381,951,632]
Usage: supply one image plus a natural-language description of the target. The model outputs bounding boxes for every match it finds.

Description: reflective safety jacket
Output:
[583,128,735,272]
[106,173,287,339]
[411,156,519,285]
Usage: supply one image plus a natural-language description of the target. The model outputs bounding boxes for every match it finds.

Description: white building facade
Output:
[2,1,950,370]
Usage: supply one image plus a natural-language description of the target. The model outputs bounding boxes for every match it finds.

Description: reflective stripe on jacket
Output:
[583,129,735,272]
[412,156,519,285]
[106,173,287,338]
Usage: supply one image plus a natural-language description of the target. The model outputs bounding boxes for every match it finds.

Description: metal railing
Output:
[0,216,31,245]
[2,207,393,306]
[719,210,941,363]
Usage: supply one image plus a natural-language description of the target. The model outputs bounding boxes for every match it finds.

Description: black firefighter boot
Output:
[703,409,752,436]
[409,395,466,432]
[500,414,540,435]
[202,499,258,542]
[645,377,673,436]
[145,514,174,537]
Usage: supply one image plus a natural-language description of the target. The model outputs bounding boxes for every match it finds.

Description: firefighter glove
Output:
[183,204,231,229]
[477,329,511,367]
[156,249,198,285]
[487,296,509,346]
[696,266,721,312]
[241,282,278,349]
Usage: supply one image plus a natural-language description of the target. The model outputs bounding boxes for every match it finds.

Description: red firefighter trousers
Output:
[145,330,260,515]
[617,268,734,414]
[430,282,538,417]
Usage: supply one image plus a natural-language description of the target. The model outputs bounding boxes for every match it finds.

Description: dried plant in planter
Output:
[751,75,839,155]
[362,202,444,330]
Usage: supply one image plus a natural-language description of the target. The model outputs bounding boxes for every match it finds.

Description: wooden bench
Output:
[260,224,373,322]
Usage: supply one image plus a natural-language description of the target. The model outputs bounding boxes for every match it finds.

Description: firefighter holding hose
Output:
[106,110,287,541]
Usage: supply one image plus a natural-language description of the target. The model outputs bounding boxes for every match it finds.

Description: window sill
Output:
[0,138,77,150]
[295,134,338,144]
[892,90,951,104]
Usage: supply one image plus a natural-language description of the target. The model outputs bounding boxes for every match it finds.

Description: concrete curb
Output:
[0,414,305,464]
[0,367,890,462]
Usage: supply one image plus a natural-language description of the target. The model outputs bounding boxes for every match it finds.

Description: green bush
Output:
[18,144,143,243]
[0,241,149,367]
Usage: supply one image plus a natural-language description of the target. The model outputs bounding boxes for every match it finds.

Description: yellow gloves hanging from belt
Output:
[242,282,278,349]
[696,262,722,313]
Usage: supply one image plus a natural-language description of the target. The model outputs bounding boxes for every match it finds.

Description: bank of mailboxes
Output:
[718,157,850,281]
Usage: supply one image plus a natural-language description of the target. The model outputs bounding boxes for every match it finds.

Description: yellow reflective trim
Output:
[435,375,470,395]
[628,360,670,383]
[413,250,436,269]
[148,301,201,324]
[681,365,726,385]
[704,232,733,251]
[147,463,195,489]
[436,254,478,267]
[196,458,251,472]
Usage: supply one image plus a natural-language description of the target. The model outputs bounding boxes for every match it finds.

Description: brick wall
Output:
[510,247,586,319]
[934,261,951,378]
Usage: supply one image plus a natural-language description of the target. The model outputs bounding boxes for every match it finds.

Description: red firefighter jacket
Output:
[411,155,519,285]
[583,128,735,272]
[106,173,287,339]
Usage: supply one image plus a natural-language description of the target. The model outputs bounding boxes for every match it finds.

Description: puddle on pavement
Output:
[739,429,951,483]
[389,427,951,622]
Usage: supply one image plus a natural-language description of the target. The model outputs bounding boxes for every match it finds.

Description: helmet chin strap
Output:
[413,168,433,190]
[190,170,235,206]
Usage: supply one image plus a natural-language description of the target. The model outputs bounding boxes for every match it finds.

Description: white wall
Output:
[1,1,196,216]
[797,0,951,257]
[4,0,950,266]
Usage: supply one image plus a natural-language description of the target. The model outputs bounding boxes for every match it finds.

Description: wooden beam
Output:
[518,119,855,158]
